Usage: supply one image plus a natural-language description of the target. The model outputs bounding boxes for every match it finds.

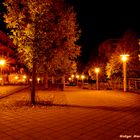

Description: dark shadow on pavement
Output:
[13,100,140,113]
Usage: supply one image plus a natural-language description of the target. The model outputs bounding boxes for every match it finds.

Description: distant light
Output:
[138,54,140,61]
[68,77,72,81]
[23,75,27,79]
[76,75,79,79]
[120,54,129,62]
[37,78,40,81]
[0,59,5,66]
[95,68,100,73]
[15,76,18,80]
[81,75,85,79]
[29,78,32,82]
[71,74,74,78]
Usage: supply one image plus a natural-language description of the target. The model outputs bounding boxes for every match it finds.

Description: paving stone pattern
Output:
[0,87,140,140]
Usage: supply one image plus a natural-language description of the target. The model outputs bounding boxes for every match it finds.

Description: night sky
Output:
[66,0,140,64]
[1,0,140,65]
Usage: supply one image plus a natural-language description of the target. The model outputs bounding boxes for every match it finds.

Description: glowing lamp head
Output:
[68,77,72,81]
[0,59,5,66]
[95,68,100,73]
[120,54,129,62]
[29,78,32,82]
[71,74,74,78]
[81,75,85,79]
[23,75,27,79]
[37,78,40,81]
[76,75,79,79]
[15,76,18,80]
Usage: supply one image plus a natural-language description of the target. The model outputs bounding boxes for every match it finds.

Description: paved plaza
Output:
[0,86,140,140]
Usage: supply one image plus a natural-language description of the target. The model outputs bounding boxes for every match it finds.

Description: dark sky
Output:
[66,0,140,64]
[1,0,140,65]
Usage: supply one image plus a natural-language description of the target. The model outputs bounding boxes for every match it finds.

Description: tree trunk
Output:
[31,62,36,105]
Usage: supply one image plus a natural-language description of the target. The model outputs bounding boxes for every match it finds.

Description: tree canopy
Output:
[106,29,140,79]
[3,0,81,104]
[4,0,81,75]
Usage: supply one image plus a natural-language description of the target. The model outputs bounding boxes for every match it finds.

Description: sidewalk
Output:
[0,86,140,140]
[0,85,29,99]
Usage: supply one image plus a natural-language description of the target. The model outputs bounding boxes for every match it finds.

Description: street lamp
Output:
[23,75,27,83]
[68,77,72,81]
[95,68,100,90]
[120,54,129,92]
[0,59,6,85]
[71,74,74,78]
[37,77,41,84]
[81,75,85,87]
[76,75,79,86]
[71,74,74,82]
[0,59,6,73]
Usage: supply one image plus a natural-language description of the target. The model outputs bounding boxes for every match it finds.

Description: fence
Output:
[82,78,140,92]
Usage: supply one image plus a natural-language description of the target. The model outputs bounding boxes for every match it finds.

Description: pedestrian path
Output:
[0,87,140,140]
[0,85,29,99]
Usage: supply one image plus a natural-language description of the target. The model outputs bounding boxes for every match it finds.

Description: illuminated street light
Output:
[0,59,5,66]
[76,75,79,79]
[81,75,85,80]
[23,75,27,79]
[81,75,85,87]
[0,59,6,85]
[68,77,71,81]
[29,78,32,82]
[95,68,100,90]
[71,74,74,82]
[15,76,19,80]
[37,77,41,84]
[0,59,6,74]
[120,54,129,92]
[68,77,72,81]
[22,75,27,83]
[71,74,74,78]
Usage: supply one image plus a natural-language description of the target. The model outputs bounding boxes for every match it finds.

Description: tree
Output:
[37,3,81,89]
[4,0,56,104]
[106,29,140,80]
[49,6,80,75]
[88,56,107,82]
[4,0,81,103]
[98,39,119,63]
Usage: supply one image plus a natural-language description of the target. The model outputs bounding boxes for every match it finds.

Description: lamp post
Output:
[23,75,27,84]
[37,77,41,84]
[71,74,74,82]
[0,59,6,85]
[120,54,129,92]
[68,77,72,81]
[71,74,74,78]
[95,68,100,90]
[0,59,6,73]
[81,75,85,87]
[76,75,79,86]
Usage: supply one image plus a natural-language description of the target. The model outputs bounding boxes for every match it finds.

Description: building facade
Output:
[0,31,27,84]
